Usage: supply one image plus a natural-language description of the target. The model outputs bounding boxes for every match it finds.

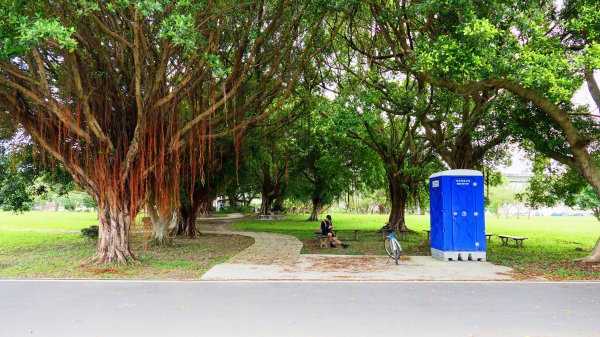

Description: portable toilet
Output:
[429,169,486,261]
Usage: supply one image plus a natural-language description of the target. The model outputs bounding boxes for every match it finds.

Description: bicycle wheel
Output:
[384,237,394,258]
[392,239,402,265]
[393,238,402,256]
[391,246,399,265]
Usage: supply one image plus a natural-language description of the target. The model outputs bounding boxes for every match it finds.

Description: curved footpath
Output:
[199,214,518,281]
[200,214,303,265]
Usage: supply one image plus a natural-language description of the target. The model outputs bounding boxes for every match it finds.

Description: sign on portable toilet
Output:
[429,169,486,261]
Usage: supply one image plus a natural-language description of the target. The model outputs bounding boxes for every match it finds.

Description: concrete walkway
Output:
[204,230,303,265]
[201,214,303,266]
[199,214,517,281]
[201,255,516,281]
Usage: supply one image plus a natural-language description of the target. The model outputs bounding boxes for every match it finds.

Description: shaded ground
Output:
[0,215,253,279]
[202,254,517,281]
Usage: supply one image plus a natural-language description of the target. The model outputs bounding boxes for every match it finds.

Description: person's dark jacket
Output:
[321,219,332,235]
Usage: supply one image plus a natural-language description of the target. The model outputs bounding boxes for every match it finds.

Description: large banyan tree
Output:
[0,0,334,264]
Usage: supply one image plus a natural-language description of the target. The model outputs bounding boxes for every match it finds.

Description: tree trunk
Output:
[260,166,286,215]
[152,219,171,246]
[581,236,600,263]
[260,194,274,215]
[308,200,322,222]
[448,145,475,170]
[228,194,237,208]
[388,196,408,231]
[197,198,213,216]
[91,199,136,265]
[388,174,409,231]
[174,202,198,237]
[173,185,213,237]
[272,195,285,213]
[146,202,175,246]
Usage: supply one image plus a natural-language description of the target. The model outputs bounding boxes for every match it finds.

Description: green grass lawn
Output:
[0,211,100,231]
[2,211,599,280]
[0,211,253,279]
[231,213,600,280]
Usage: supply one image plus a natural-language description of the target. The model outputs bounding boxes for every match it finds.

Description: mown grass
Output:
[231,213,600,280]
[2,211,598,280]
[0,211,253,279]
[0,211,99,231]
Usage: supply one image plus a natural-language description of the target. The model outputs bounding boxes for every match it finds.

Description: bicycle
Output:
[384,231,402,265]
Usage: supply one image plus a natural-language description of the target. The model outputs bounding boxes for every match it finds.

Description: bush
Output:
[81,195,97,210]
[63,198,77,211]
[81,225,99,240]
[217,205,255,214]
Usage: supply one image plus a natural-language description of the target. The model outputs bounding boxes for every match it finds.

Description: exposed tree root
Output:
[574,236,600,263]
[81,249,138,266]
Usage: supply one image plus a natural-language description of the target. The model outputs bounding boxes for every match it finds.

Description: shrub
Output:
[81,225,99,240]
[82,195,97,210]
[218,205,255,214]
[63,199,77,211]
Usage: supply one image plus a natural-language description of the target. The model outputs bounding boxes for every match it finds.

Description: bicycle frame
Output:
[387,233,399,252]
[387,233,403,258]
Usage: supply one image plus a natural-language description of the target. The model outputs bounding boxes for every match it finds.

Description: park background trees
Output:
[1,0,598,264]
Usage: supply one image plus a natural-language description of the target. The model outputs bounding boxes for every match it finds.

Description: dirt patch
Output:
[497,270,540,281]
[300,255,411,273]
[84,268,123,275]
[501,261,600,281]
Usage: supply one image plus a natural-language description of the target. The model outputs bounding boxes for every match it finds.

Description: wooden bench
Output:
[260,214,285,220]
[332,229,361,241]
[423,229,430,240]
[314,231,330,248]
[423,230,494,243]
[497,235,528,247]
[314,229,361,247]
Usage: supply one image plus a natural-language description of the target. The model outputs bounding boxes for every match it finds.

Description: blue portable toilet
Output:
[429,169,486,261]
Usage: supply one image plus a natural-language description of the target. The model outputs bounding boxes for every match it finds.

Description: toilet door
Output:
[451,177,478,251]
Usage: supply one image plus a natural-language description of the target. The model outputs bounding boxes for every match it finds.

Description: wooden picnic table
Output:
[497,235,528,247]
[333,229,360,241]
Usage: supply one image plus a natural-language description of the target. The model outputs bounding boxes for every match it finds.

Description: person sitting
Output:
[321,215,349,249]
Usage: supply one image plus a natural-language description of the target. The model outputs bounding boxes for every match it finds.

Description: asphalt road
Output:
[1,280,599,337]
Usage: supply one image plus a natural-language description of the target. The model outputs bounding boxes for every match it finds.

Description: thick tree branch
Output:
[69,54,115,150]
[0,76,92,142]
[90,13,133,49]
[500,80,600,196]
[584,69,600,110]
[121,11,146,182]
